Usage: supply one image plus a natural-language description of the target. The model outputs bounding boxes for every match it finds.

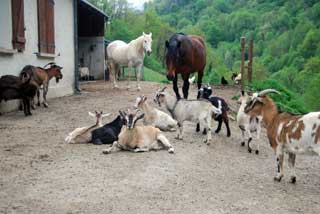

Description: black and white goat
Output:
[197,85,231,137]
[91,113,126,145]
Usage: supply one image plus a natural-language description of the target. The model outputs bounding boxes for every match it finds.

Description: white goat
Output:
[236,91,262,154]
[134,95,177,131]
[154,87,222,145]
[65,111,110,144]
[102,109,174,154]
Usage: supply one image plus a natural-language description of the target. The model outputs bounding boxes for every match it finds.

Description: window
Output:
[11,0,25,51]
[37,0,55,54]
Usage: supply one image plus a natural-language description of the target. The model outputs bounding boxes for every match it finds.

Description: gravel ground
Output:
[0,81,319,214]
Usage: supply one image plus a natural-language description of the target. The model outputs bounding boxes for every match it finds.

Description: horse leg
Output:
[197,70,204,98]
[182,78,190,99]
[136,63,142,91]
[127,62,133,90]
[43,83,49,108]
[36,89,40,107]
[173,75,181,100]
[111,63,119,88]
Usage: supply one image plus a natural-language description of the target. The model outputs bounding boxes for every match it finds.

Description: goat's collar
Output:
[167,99,180,118]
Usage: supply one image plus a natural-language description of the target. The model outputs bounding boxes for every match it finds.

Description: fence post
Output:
[248,39,253,86]
[240,37,246,91]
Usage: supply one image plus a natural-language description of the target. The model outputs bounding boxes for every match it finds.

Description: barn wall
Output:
[0,0,75,113]
[78,37,105,80]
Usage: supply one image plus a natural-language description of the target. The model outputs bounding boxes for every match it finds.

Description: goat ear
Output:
[119,110,126,118]
[143,96,147,101]
[102,113,111,118]
[88,112,95,117]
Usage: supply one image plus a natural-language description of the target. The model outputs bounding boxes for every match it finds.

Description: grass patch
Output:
[143,67,168,83]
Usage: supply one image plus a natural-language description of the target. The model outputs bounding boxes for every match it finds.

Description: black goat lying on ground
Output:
[197,85,231,137]
[91,113,126,145]
[0,74,37,116]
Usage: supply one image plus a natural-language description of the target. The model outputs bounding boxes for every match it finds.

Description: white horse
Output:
[107,32,152,91]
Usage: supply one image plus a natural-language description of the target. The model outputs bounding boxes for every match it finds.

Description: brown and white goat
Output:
[65,111,110,144]
[245,89,320,183]
[102,109,174,154]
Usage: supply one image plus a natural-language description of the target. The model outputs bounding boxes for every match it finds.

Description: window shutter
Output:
[11,0,25,51]
[37,0,55,54]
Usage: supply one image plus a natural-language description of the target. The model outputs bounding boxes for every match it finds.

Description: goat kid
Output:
[102,109,174,154]
[134,95,177,131]
[65,111,110,144]
[245,89,320,183]
[154,87,222,145]
[197,86,231,137]
[237,91,262,154]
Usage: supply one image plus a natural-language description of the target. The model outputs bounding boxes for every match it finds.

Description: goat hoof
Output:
[168,148,174,154]
[290,176,296,184]
[227,133,231,137]
[102,149,110,154]
[255,150,259,155]
[248,148,252,153]
[202,130,207,135]
[274,176,283,182]
[241,142,245,146]
[37,103,40,107]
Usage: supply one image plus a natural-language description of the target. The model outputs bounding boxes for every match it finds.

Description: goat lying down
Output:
[102,109,174,154]
[154,87,222,145]
[245,89,320,183]
[65,111,110,144]
[91,113,126,145]
[134,95,177,131]
[237,91,262,154]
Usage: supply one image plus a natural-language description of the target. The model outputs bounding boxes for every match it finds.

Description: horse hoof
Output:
[248,148,252,153]
[241,142,245,146]
[255,150,259,155]
[43,103,48,108]
[37,103,40,107]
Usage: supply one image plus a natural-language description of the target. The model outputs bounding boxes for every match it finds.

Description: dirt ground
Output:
[0,81,320,214]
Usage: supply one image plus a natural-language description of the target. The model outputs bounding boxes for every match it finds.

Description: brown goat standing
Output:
[20,62,63,108]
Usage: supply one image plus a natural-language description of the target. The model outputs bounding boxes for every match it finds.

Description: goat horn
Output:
[160,86,167,92]
[258,89,280,97]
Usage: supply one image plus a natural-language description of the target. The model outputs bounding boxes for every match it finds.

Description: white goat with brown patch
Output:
[237,91,262,154]
[134,95,177,131]
[244,89,320,183]
[65,111,110,144]
[154,87,222,145]
[102,109,174,154]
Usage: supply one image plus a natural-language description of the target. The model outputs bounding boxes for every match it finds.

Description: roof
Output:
[79,0,108,19]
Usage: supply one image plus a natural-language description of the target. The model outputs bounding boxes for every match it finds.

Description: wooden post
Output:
[240,37,246,91]
[248,39,253,85]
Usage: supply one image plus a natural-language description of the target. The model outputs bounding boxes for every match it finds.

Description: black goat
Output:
[196,86,231,137]
[0,74,37,116]
[221,76,228,85]
[91,114,126,145]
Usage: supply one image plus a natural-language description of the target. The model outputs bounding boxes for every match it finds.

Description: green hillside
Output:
[90,0,320,112]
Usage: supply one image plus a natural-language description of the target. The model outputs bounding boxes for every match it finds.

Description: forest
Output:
[89,0,320,112]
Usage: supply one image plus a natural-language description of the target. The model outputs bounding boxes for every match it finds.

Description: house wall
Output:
[0,0,75,113]
[78,37,105,80]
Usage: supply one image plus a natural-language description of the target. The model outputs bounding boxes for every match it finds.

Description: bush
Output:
[251,79,309,114]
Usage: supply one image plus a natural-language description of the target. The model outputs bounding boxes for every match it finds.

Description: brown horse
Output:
[20,62,63,108]
[165,33,206,99]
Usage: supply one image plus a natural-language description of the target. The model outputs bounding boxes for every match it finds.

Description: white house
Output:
[0,0,108,112]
